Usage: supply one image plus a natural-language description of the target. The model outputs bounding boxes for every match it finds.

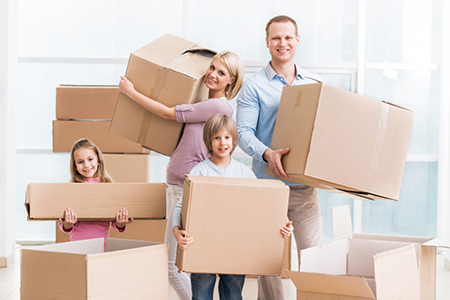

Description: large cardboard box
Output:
[176,175,290,275]
[53,120,150,154]
[289,239,420,299]
[267,83,414,201]
[104,154,149,183]
[56,85,120,120]
[56,219,167,243]
[332,205,450,300]
[21,238,168,299]
[25,183,165,220]
[110,34,215,157]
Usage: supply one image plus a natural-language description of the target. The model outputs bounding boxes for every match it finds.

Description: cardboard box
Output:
[267,83,414,201]
[332,205,450,300]
[53,120,150,154]
[247,235,292,279]
[104,154,149,183]
[289,239,420,299]
[110,34,215,157]
[56,85,120,120]
[176,175,290,275]
[25,183,166,220]
[56,219,167,243]
[21,238,168,299]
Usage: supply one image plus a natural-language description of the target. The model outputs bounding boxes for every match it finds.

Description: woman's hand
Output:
[58,208,77,231]
[119,76,135,98]
[173,226,194,249]
[280,221,293,238]
[116,208,134,229]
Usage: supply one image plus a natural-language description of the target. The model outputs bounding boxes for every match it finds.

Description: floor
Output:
[1,244,450,299]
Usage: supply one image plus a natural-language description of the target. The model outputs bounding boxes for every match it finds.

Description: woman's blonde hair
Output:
[203,114,238,156]
[212,50,245,100]
[70,138,112,183]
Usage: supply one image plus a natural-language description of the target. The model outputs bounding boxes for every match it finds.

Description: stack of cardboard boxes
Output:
[52,85,167,243]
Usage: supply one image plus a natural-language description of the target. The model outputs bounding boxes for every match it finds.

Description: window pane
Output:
[361,162,437,237]
[186,0,357,62]
[366,0,440,64]
[18,0,184,58]
[364,70,440,155]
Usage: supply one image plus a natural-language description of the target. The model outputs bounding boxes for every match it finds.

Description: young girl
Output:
[58,138,133,241]
[172,114,294,300]
[119,51,244,300]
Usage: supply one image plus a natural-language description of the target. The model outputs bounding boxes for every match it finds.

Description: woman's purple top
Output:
[166,97,233,186]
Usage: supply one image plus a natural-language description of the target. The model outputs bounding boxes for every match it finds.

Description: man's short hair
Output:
[265,15,298,37]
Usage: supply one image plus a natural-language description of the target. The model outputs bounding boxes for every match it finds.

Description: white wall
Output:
[0,0,17,265]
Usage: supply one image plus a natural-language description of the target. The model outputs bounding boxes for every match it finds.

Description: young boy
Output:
[172,114,293,300]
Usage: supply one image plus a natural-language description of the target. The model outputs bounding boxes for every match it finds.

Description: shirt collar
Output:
[265,62,305,81]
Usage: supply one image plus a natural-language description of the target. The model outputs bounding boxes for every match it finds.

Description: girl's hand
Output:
[280,221,293,238]
[116,208,134,229]
[173,226,194,249]
[119,76,135,98]
[58,208,77,231]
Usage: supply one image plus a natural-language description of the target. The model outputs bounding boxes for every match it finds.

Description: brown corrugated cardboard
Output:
[104,154,149,183]
[110,34,216,157]
[332,205,450,300]
[176,175,289,275]
[56,85,120,120]
[53,120,150,154]
[267,83,414,201]
[56,219,167,243]
[21,238,168,299]
[25,183,165,220]
[289,239,420,299]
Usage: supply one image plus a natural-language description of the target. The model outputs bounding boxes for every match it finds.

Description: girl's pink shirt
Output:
[58,177,125,241]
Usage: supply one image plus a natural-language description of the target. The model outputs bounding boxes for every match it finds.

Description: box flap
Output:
[299,239,349,275]
[422,238,450,248]
[288,270,375,299]
[374,244,420,300]
[331,205,353,239]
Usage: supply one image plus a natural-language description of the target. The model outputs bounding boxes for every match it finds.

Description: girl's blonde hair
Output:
[212,50,245,100]
[203,114,238,156]
[70,138,112,183]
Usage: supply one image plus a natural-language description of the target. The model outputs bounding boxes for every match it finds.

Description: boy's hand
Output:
[280,221,293,238]
[116,208,134,228]
[173,226,194,249]
[58,208,77,231]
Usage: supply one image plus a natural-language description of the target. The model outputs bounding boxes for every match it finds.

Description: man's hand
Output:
[263,147,290,178]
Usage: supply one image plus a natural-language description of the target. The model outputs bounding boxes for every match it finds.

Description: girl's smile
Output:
[73,147,99,179]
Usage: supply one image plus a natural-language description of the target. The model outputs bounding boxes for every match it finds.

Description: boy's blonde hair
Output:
[212,51,245,100]
[203,114,238,156]
[70,138,112,183]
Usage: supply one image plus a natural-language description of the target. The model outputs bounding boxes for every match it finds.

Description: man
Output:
[236,15,323,300]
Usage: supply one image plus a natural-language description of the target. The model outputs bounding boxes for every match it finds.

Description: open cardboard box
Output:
[289,239,420,299]
[110,34,215,157]
[56,85,120,120]
[267,83,414,201]
[53,120,150,154]
[25,183,165,221]
[330,205,450,300]
[176,175,289,275]
[21,238,168,299]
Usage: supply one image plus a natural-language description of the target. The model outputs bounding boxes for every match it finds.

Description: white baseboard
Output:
[0,251,15,268]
